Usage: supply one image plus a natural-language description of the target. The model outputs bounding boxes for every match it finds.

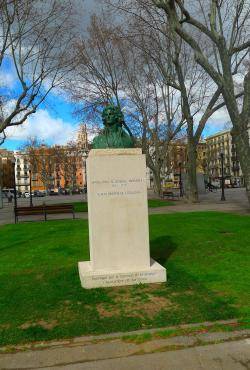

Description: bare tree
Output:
[70,15,185,195]
[23,138,56,192]
[152,0,250,202]
[106,0,246,201]
[117,37,185,195]
[0,0,76,144]
[66,16,131,132]
[24,138,84,193]
[54,142,83,193]
[123,7,221,201]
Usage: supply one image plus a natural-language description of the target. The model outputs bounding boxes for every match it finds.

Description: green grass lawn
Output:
[73,201,88,212]
[0,212,249,346]
[73,199,174,212]
[147,199,175,207]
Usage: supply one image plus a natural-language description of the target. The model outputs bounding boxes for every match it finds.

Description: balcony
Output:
[232,166,240,172]
[231,156,238,162]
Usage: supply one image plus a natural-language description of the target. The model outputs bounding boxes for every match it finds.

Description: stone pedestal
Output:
[78,148,166,288]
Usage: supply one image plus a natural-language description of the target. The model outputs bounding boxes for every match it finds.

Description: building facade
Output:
[8,125,249,194]
[0,149,15,189]
[76,123,89,189]
[14,151,30,192]
[145,130,249,191]
[146,141,207,190]
[205,130,244,186]
[14,124,89,194]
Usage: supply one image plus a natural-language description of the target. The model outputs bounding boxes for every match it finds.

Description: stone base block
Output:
[78,259,166,289]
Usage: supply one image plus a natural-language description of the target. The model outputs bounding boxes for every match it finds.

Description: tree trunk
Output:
[0,186,3,209]
[221,70,250,206]
[233,128,250,205]
[185,141,199,202]
[152,170,162,197]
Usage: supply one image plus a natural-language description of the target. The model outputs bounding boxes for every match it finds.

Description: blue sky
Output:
[3,93,81,150]
[0,0,99,151]
[1,89,230,151]
[1,0,230,150]
[2,89,81,151]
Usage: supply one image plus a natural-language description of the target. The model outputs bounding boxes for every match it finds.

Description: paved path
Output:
[0,328,249,370]
[0,188,249,225]
[41,340,250,370]
[0,194,87,225]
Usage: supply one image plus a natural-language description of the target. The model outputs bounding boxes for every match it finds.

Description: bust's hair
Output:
[102,104,124,126]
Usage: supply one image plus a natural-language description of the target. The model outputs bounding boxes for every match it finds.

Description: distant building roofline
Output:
[205,129,231,140]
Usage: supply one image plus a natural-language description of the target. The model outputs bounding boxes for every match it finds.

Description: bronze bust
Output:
[92,104,133,149]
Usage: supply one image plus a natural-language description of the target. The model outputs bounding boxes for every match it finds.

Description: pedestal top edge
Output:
[89,148,142,156]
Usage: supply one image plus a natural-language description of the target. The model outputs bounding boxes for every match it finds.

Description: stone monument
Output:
[78,105,166,288]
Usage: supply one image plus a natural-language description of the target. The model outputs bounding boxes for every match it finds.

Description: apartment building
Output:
[0,149,15,189]
[13,124,89,193]
[14,151,30,192]
[205,130,244,186]
[145,140,207,190]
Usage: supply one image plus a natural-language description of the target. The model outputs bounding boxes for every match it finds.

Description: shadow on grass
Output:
[152,262,238,326]
[150,235,177,266]
[149,235,238,326]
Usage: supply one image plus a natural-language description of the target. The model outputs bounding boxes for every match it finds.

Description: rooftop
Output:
[205,129,231,140]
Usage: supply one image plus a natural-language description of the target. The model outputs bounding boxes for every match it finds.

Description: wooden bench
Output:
[14,206,45,223]
[162,190,180,200]
[14,204,75,223]
[45,204,75,220]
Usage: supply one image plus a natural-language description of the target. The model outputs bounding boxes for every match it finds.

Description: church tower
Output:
[76,124,89,189]
[77,124,88,150]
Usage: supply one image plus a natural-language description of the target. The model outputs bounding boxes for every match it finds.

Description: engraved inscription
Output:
[89,271,158,286]
[92,178,146,186]
[91,177,146,198]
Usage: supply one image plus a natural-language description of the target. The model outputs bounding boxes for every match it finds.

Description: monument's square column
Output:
[78,148,166,288]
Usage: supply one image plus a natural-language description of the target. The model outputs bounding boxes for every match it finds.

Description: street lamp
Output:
[29,168,33,207]
[179,162,183,197]
[220,148,226,201]
[11,158,17,209]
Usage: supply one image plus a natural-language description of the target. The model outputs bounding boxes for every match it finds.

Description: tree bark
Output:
[152,170,162,197]
[220,70,250,205]
[232,128,250,204]
[153,0,250,205]
[185,140,198,202]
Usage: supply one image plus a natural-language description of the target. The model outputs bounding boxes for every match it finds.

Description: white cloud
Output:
[5,109,77,145]
[207,107,231,127]
[233,73,245,85]
[0,70,16,89]
[194,106,231,132]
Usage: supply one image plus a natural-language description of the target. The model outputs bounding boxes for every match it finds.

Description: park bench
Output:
[45,204,75,220]
[14,204,75,223]
[162,190,180,200]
